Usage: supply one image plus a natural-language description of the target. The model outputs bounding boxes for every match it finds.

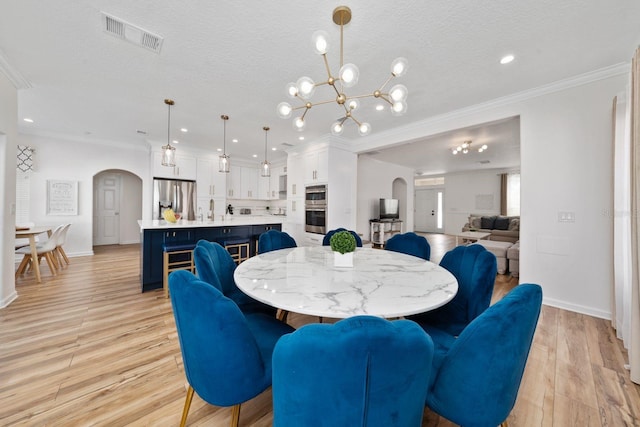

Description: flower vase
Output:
[334,251,354,268]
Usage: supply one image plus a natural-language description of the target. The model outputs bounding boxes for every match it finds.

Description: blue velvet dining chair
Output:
[408,244,497,336]
[384,231,431,260]
[194,239,276,316]
[423,283,543,427]
[322,227,363,247]
[257,229,297,254]
[272,315,434,427]
[169,270,295,427]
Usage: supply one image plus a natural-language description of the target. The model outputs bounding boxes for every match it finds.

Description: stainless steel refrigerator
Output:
[153,178,197,220]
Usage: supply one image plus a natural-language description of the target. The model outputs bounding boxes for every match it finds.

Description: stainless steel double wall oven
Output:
[305,184,327,234]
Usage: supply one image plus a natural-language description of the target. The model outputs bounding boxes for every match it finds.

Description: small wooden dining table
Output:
[15,226,52,283]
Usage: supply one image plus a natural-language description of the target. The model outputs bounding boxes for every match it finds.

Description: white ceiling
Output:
[0,1,638,173]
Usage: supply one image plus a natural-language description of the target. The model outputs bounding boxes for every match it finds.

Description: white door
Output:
[94,173,121,245]
[415,189,440,233]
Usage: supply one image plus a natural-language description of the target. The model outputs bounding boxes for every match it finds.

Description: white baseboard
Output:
[119,239,140,245]
[542,297,611,320]
[0,291,18,308]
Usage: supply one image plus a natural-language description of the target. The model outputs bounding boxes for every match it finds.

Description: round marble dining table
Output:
[234,246,458,319]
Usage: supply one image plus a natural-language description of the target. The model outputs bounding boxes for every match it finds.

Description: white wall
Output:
[0,71,18,307]
[20,134,150,256]
[354,67,626,319]
[357,156,415,241]
[443,169,507,234]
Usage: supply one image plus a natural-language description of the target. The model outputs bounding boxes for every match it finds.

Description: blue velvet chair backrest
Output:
[322,227,363,247]
[415,244,497,335]
[384,232,431,260]
[272,315,434,427]
[427,283,543,426]
[257,229,297,254]
[194,240,237,296]
[168,270,272,407]
[195,239,277,315]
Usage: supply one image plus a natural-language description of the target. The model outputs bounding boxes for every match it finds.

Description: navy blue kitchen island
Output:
[138,218,284,292]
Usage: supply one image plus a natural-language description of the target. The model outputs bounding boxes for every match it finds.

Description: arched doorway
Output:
[93,169,142,246]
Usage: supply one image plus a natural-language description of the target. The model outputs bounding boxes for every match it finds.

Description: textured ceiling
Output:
[0,1,639,173]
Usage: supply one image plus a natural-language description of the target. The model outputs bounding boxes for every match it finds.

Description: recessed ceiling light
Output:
[232,139,238,143]
[252,154,257,158]
[298,136,305,141]
[216,148,222,152]
[272,147,277,151]
[500,54,515,65]
[375,104,384,111]
[23,118,34,123]
[172,139,179,144]
[180,128,188,133]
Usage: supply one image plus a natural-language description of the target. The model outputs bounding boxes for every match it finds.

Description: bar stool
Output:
[163,243,196,298]
[224,238,250,265]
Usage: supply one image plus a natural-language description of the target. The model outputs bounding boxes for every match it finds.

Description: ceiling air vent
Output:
[101,12,163,54]
[281,142,294,147]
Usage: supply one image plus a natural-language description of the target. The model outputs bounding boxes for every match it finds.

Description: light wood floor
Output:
[2,235,639,426]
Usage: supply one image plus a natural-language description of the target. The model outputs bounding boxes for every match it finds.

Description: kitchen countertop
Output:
[138,215,286,230]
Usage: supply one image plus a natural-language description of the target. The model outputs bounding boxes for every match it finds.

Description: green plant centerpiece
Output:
[330,230,356,267]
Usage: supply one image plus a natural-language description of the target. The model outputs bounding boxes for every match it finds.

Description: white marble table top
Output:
[234,246,458,319]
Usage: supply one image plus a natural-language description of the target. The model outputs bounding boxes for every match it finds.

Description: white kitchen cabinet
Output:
[303,149,328,184]
[258,173,271,200]
[227,167,241,198]
[196,158,226,198]
[269,165,285,199]
[240,166,258,199]
[287,142,357,233]
[287,153,303,197]
[153,152,197,180]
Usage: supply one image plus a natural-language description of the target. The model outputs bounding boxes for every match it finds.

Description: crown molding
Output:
[19,127,151,152]
[350,62,631,154]
[0,49,32,90]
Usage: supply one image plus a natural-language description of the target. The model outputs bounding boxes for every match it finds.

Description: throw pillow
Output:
[480,216,496,229]
[469,216,482,229]
[494,216,510,230]
[508,217,520,231]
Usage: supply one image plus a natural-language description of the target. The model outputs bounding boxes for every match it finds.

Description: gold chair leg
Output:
[230,404,241,427]
[277,309,289,323]
[163,251,170,299]
[501,420,509,427]
[179,385,195,427]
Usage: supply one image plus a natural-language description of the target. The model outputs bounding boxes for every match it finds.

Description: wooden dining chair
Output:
[15,225,64,278]
[54,223,71,266]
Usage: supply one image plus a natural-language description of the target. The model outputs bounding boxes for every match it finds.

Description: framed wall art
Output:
[47,180,78,215]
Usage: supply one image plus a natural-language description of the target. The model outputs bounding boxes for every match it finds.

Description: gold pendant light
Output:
[161,99,176,167]
[219,115,230,173]
[261,126,271,177]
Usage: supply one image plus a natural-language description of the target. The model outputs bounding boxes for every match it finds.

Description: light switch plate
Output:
[558,211,575,222]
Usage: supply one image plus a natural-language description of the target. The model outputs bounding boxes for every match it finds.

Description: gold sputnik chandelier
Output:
[277,5,408,136]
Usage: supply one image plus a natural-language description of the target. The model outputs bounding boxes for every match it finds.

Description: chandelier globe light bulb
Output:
[331,121,344,135]
[391,57,409,77]
[277,102,293,119]
[358,122,371,136]
[312,30,330,54]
